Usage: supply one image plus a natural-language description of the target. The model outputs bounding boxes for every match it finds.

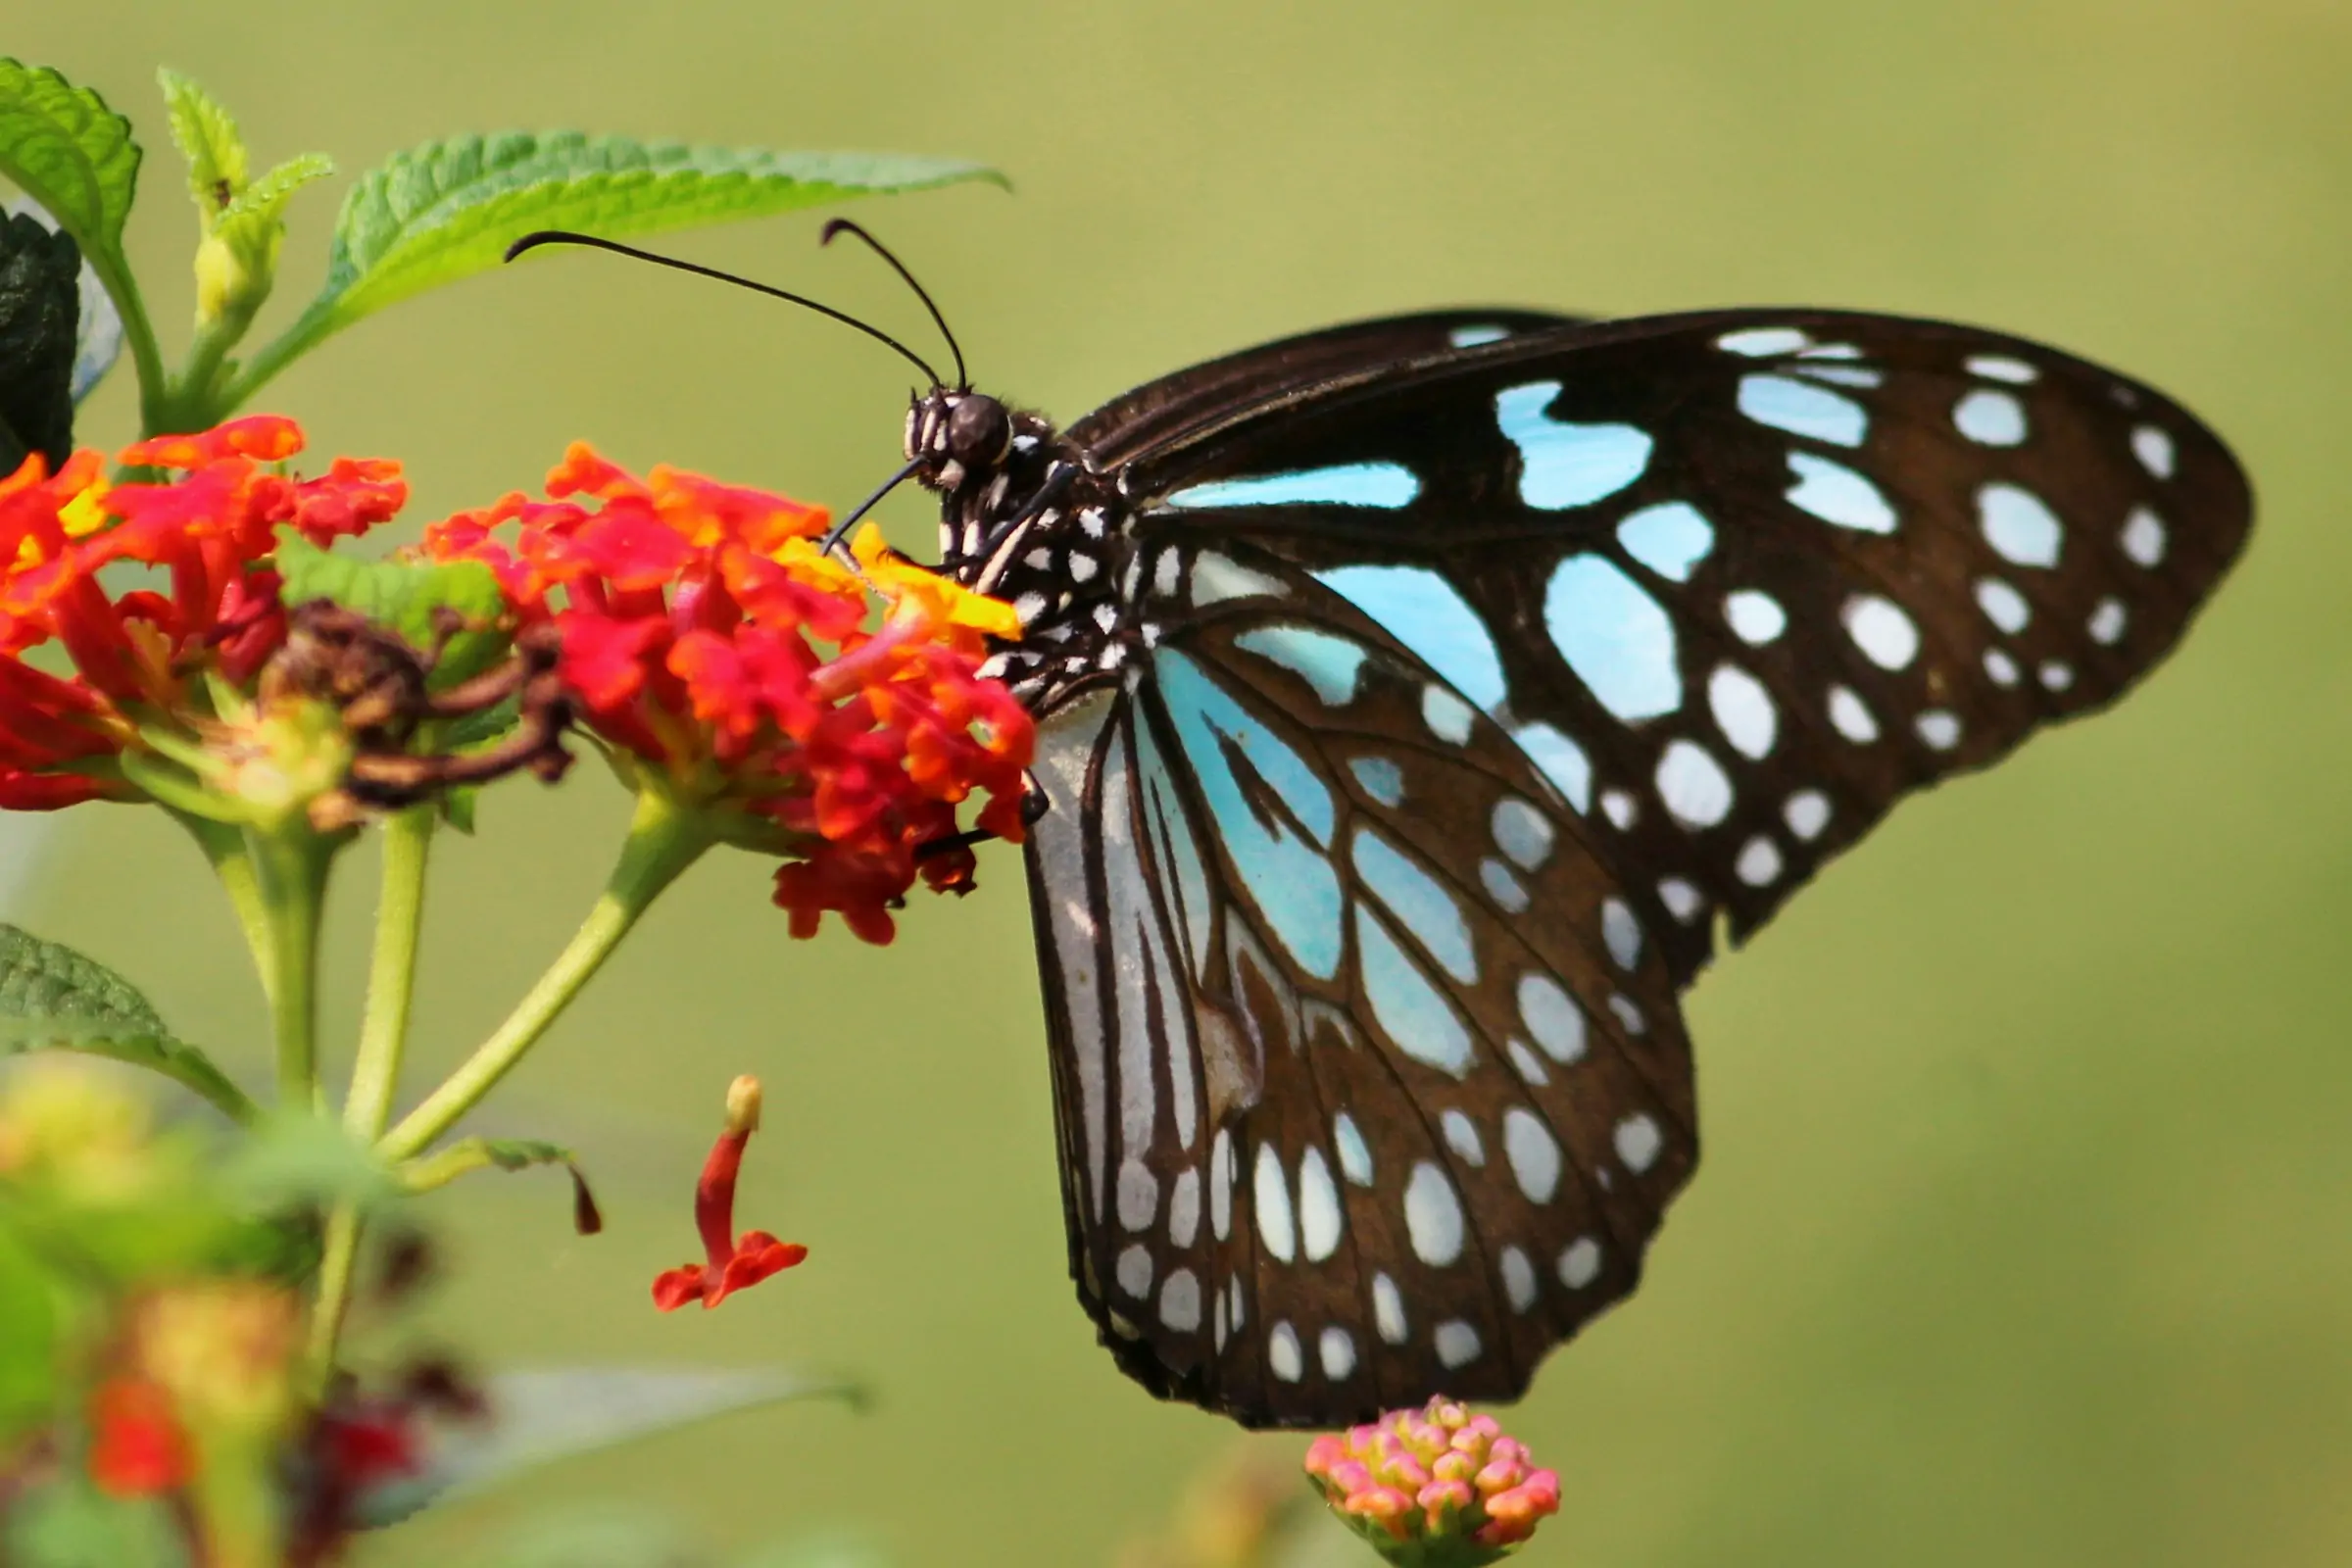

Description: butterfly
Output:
[872,298,2253,1431]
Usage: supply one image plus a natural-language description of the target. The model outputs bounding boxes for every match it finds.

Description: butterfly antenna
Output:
[505,229,945,387]
[820,219,967,390]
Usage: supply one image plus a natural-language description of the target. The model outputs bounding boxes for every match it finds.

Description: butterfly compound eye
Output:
[946,396,1013,469]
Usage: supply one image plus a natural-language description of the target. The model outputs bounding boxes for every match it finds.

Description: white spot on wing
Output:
[1708,663,1778,759]
[1558,1237,1602,1289]
[1404,1161,1466,1266]
[1319,1325,1357,1380]
[2132,424,2177,479]
[1655,739,1735,827]
[1269,1322,1303,1382]
[1253,1143,1296,1262]
[1843,595,1921,670]
[1442,1108,1486,1166]
[1966,354,2038,383]
[1953,388,2028,446]
[1503,1106,1563,1203]
[1373,1273,1407,1344]
[1298,1147,1344,1261]
[1517,972,1587,1063]
[2122,507,2167,566]
[1159,1268,1200,1331]
[1614,1113,1664,1172]
[1736,835,1784,885]
[1435,1319,1482,1368]
[1828,685,1880,744]
[1333,1112,1373,1186]
[1784,790,1831,841]
[1117,1245,1153,1298]
[1501,1246,1538,1312]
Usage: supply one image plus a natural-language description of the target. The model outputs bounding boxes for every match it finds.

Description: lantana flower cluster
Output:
[0,416,403,808]
[1303,1397,1564,1564]
[424,444,1034,942]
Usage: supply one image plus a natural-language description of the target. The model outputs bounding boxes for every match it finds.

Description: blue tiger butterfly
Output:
[522,227,2252,1429]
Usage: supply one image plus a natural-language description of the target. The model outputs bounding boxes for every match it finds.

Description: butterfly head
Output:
[906,389,1017,494]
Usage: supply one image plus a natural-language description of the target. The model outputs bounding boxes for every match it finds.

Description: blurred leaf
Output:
[732,1530,893,1568]
[0,210,79,470]
[473,1506,703,1568]
[1,1475,187,1568]
[155,67,246,218]
[273,529,510,689]
[0,60,139,289]
[0,1219,58,1441]
[361,1367,865,1528]
[219,1111,399,1212]
[0,923,253,1122]
[242,133,1003,392]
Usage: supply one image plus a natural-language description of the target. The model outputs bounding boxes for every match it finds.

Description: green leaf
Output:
[155,67,246,221]
[272,529,510,690]
[0,923,254,1122]
[0,60,139,278]
[237,133,1002,398]
[0,210,80,471]
[398,1135,601,1233]
[361,1368,865,1529]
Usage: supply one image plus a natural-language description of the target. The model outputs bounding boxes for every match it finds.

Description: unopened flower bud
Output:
[1302,1396,1562,1564]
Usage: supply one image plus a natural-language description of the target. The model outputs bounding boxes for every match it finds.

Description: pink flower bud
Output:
[1300,1396,1564,1564]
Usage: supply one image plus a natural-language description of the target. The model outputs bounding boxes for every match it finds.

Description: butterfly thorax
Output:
[909,388,1135,713]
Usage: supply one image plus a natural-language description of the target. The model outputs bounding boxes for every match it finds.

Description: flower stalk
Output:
[378,778,713,1162]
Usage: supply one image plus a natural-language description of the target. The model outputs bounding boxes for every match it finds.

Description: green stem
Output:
[215,300,333,414]
[379,784,711,1162]
[171,809,277,1006]
[74,249,171,438]
[306,808,437,1388]
[302,1203,362,1397]
[345,808,434,1141]
[249,826,332,1110]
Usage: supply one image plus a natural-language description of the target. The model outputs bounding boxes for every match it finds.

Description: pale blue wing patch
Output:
[1978,482,2063,567]
[1164,463,1420,511]
[1313,565,1506,709]
[1494,381,1653,510]
[1232,624,1369,707]
[1542,555,1683,722]
[1785,453,1896,534]
[1737,373,1868,448]
[1156,647,1344,979]
[1614,503,1715,582]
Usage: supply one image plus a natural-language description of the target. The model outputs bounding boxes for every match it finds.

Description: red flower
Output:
[0,417,407,809]
[653,1076,808,1311]
[1304,1397,1563,1562]
[424,445,1033,944]
[87,1377,193,1495]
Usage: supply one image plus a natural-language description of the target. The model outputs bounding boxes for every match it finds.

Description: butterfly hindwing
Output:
[1029,542,1697,1427]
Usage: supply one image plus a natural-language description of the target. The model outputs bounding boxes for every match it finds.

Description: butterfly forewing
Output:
[1007,306,2247,1429]
[1121,311,2251,981]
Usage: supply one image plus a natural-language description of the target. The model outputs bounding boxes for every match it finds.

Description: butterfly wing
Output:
[1026,308,2249,1427]
[1026,553,1692,1428]
[1120,309,2251,982]
[1068,309,1585,472]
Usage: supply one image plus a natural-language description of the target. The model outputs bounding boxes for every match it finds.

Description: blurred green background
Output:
[8,1,2351,1562]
